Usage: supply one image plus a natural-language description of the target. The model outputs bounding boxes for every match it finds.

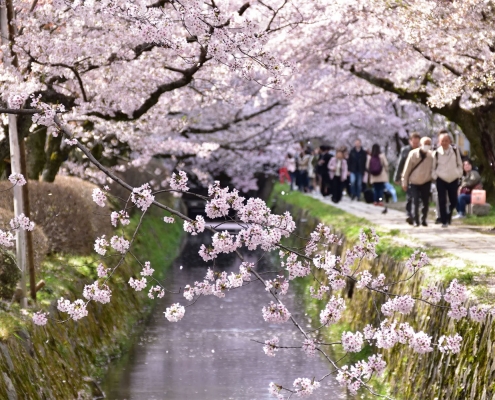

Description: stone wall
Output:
[277,201,495,400]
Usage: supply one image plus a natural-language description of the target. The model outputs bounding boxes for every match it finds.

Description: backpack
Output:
[369,155,382,176]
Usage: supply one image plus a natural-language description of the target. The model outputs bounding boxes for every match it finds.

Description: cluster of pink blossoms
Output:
[96,263,109,278]
[131,183,155,211]
[444,279,469,320]
[128,277,147,291]
[8,93,27,109]
[141,261,154,276]
[283,253,311,280]
[164,303,185,322]
[381,295,415,316]
[263,336,280,357]
[170,171,189,192]
[265,276,289,296]
[341,331,364,353]
[83,281,112,304]
[0,230,15,247]
[92,188,107,207]
[148,285,165,299]
[30,95,63,127]
[319,296,346,326]
[10,214,35,231]
[364,320,435,354]
[405,250,430,272]
[438,334,463,354]
[8,173,26,186]
[163,216,174,223]
[292,378,321,397]
[32,311,48,326]
[309,285,329,300]
[183,215,206,236]
[110,235,130,254]
[57,298,88,321]
[94,234,109,255]
[110,210,130,227]
[421,284,442,304]
[301,339,317,357]
[304,223,340,257]
[336,354,386,395]
[262,301,291,324]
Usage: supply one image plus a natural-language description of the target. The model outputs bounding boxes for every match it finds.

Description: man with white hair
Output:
[432,131,463,228]
[402,136,434,227]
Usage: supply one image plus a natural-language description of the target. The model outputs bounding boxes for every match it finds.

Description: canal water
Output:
[102,234,344,399]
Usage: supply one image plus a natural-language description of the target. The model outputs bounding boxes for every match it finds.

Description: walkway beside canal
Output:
[311,193,495,268]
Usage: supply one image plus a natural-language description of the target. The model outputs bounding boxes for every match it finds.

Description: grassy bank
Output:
[0,207,184,399]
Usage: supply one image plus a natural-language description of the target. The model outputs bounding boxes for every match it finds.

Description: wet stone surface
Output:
[103,235,343,399]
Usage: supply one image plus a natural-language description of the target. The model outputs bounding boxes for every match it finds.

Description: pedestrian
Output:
[432,131,463,227]
[453,159,482,219]
[298,149,312,192]
[366,144,389,206]
[317,145,332,197]
[401,137,433,226]
[307,148,316,192]
[328,150,348,203]
[394,132,421,221]
[285,153,297,191]
[348,139,367,201]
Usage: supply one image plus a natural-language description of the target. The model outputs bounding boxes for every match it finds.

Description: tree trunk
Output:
[41,133,69,182]
[25,127,47,179]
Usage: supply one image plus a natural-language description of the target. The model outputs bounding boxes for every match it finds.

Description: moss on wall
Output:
[0,206,184,399]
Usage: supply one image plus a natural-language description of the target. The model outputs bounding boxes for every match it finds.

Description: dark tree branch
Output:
[412,45,463,77]
[88,47,210,121]
[180,101,282,137]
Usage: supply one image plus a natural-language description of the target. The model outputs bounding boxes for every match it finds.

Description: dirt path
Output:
[311,193,495,267]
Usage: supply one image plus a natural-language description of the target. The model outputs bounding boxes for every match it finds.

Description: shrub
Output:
[0,176,112,255]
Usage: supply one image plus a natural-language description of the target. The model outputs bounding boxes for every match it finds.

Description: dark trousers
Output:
[436,178,459,224]
[321,172,332,197]
[298,170,309,192]
[406,185,413,218]
[373,182,385,203]
[411,182,431,224]
[457,194,471,215]
[331,177,343,203]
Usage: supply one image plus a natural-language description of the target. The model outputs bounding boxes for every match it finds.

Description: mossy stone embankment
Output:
[0,204,184,399]
[272,188,495,399]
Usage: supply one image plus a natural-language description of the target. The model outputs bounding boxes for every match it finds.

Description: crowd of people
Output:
[280,139,397,205]
[280,130,482,228]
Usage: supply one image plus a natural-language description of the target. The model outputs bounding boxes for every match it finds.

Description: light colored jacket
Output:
[328,158,348,181]
[432,146,463,183]
[298,154,311,171]
[402,148,433,186]
[366,154,389,184]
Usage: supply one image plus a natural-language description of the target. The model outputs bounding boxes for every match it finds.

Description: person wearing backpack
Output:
[366,144,389,206]
[401,137,433,226]
[432,131,463,228]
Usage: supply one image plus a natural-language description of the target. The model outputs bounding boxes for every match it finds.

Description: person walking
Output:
[394,132,421,223]
[432,131,463,227]
[298,149,311,192]
[328,150,348,203]
[401,137,433,226]
[348,139,367,201]
[453,159,482,219]
[318,145,332,197]
[285,153,297,191]
[366,144,389,206]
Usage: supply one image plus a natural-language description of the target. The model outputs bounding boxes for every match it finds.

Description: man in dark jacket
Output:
[317,145,332,197]
[348,139,367,200]
[394,132,421,223]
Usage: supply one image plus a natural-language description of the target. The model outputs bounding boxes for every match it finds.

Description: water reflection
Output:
[103,234,344,399]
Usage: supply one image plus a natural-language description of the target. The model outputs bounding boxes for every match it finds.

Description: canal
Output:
[102,232,344,399]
